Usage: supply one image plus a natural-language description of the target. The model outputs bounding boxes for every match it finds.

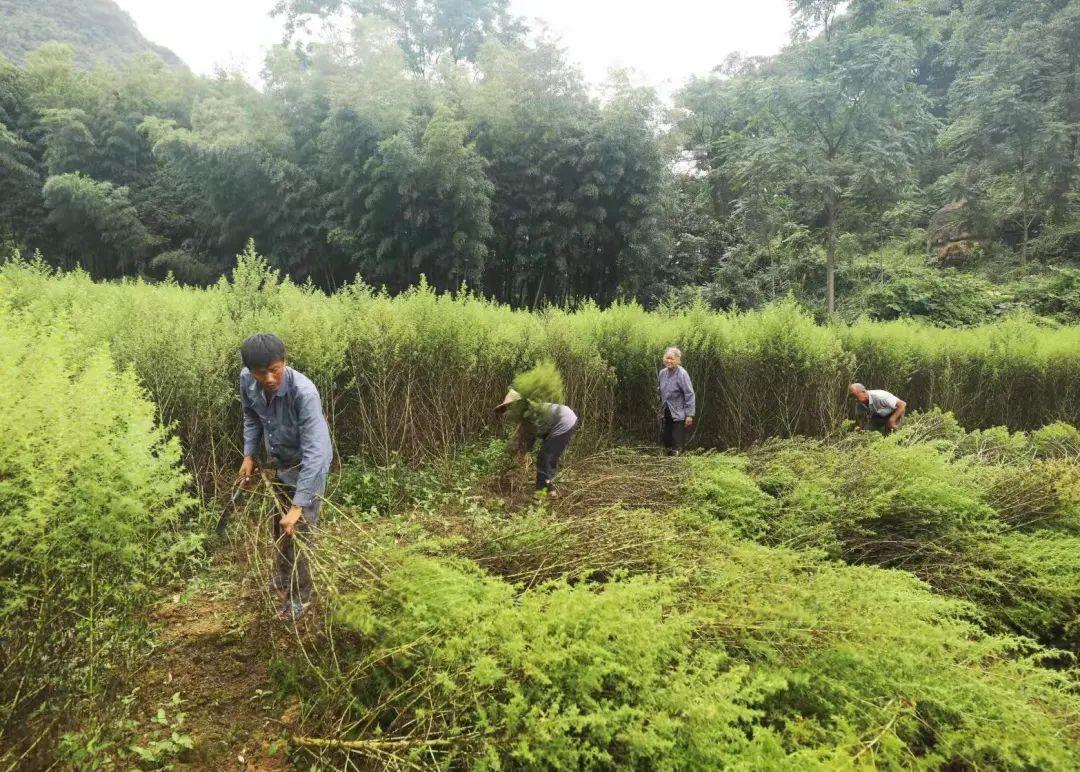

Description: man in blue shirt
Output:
[237,334,333,622]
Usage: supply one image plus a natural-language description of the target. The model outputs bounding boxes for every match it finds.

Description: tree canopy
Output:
[0,0,1076,316]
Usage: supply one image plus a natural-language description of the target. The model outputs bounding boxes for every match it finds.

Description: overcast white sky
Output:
[113,0,792,92]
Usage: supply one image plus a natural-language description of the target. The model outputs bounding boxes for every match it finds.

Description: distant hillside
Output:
[0,0,186,69]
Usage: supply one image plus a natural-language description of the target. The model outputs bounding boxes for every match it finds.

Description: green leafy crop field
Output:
[1,254,1078,768]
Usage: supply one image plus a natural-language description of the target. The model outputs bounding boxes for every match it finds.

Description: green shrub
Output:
[1031,421,1080,459]
[958,424,1033,463]
[331,556,783,769]
[856,265,999,327]
[335,457,431,517]
[335,440,514,517]
[688,425,1080,650]
[689,538,1079,770]
[284,521,1080,769]
[0,311,196,761]
[742,436,997,569]
[962,533,1080,650]
[1013,267,1080,323]
[981,459,1080,531]
[891,406,968,447]
[683,454,776,540]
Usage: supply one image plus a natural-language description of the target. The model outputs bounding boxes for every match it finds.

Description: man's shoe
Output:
[277,598,311,622]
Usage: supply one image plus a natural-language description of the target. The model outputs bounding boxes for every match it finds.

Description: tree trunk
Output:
[1020,151,1030,264]
[825,197,837,315]
[1056,47,1079,217]
[1021,217,1029,264]
[531,265,546,310]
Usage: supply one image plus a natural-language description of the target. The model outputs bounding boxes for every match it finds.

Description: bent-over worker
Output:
[849,382,906,434]
[495,389,578,499]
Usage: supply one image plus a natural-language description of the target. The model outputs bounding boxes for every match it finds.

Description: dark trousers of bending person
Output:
[536,422,578,491]
[527,402,579,493]
[495,389,579,496]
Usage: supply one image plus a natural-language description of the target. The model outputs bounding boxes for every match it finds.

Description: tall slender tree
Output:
[943,0,1078,261]
[730,24,934,312]
[356,108,493,290]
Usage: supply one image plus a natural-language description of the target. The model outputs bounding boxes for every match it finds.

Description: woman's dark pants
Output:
[662,406,687,455]
[536,427,576,490]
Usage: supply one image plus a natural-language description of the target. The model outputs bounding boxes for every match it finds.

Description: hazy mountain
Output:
[0,0,186,69]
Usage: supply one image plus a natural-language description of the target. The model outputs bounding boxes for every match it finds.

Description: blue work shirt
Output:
[658,365,696,421]
[240,366,332,508]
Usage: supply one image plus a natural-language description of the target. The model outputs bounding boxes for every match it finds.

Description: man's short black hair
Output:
[241,333,286,370]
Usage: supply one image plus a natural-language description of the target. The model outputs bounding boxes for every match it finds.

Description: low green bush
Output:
[1032,421,1080,459]
[743,436,995,569]
[1013,267,1080,324]
[334,456,434,517]
[0,310,197,761]
[683,455,776,540]
[856,264,999,326]
[689,537,1078,770]
[331,556,781,769]
[282,517,1079,769]
[967,533,1080,648]
[335,440,516,518]
[981,459,1080,530]
[688,417,1080,650]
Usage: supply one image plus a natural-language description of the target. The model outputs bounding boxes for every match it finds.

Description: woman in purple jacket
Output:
[658,346,696,455]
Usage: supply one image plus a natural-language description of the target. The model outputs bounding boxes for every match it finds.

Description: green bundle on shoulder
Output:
[509,360,565,427]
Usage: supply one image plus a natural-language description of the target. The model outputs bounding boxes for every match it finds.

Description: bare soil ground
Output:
[130,559,295,770]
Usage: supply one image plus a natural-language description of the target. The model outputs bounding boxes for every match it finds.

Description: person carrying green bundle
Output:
[494,362,578,499]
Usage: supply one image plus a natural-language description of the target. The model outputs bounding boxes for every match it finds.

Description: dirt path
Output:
[131,565,296,770]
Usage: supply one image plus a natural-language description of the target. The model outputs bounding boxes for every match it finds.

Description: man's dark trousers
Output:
[270,480,320,603]
[867,413,901,435]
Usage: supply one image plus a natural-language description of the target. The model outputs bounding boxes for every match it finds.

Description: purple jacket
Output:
[658,365,696,421]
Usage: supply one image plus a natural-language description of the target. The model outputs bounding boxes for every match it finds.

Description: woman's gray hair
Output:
[664,346,682,361]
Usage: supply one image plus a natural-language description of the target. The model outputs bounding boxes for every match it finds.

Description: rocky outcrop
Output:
[927,200,988,265]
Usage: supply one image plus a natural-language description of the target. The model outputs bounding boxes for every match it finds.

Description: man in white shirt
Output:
[848,383,907,434]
